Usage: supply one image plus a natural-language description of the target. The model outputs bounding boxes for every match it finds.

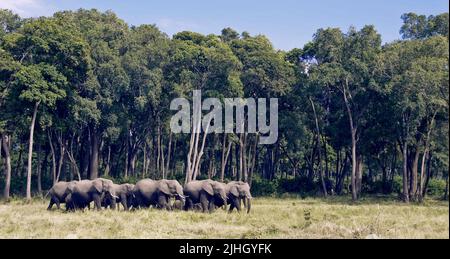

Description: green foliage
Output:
[251,177,278,196]
[426,179,447,197]
[12,63,66,106]
[0,9,448,203]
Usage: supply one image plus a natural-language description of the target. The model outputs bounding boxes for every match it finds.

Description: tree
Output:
[401,12,449,39]
[11,64,66,200]
[307,26,382,201]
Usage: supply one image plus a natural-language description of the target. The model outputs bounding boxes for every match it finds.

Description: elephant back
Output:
[134,179,157,197]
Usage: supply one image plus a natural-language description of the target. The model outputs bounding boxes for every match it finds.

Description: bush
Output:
[278,176,319,196]
[251,177,278,197]
[426,179,447,197]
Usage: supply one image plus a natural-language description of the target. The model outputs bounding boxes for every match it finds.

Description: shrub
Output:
[278,176,319,195]
[426,178,447,197]
[251,177,278,197]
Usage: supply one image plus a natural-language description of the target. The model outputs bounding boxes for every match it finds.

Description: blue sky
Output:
[0,0,448,50]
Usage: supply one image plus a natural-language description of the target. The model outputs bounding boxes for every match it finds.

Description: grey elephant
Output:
[183,180,227,213]
[102,183,135,211]
[225,181,252,213]
[70,178,118,211]
[47,181,77,210]
[133,179,185,210]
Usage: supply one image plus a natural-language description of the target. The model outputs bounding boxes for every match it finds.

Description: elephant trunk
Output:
[245,194,252,213]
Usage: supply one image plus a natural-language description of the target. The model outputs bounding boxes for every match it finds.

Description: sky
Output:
[0,0,448,50]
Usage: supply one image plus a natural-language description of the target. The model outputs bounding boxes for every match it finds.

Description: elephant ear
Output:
[159,181,171,196]
[229,185,239,197]
[202,182,214,196]
[93,180,103,193]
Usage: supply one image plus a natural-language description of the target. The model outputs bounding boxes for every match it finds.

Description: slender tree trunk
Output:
[356,155,363,196]
[142,142,147,178]
[419,113,436,201]
[310,97,327,197]
[65,142,81,181]
[221,134,232,182]
[104,145,111,177]
[89,126,99,180]
[2,134,12,200]
[56,133,65,183]
[444,170,449,200]
[342,85,357,201]
[248,135,258,187]
[26,101,40,201]
[81,130,90,179]
[402,141,409,203]
[36,143,42,194]
[166,132,172,176]
[192,121,212,181]
[48,130,57,184]
[410,146,420,201]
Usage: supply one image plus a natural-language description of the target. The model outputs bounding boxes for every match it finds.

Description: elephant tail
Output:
[44,188,52,199]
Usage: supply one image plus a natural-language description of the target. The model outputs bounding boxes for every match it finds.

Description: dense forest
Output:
[0,9,448,202]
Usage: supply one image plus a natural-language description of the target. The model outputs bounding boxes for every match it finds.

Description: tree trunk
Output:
[80,130,90,179]
[26,101,40,201]
[89,126,99,180]
[444,170,449,200]
[356,155,363,196]
[342,84,357,201]
[310,97,327,197]
[48,130,57,184]
[166,132,172,176]
[410,146,420,201]
[104,145,111,177]
[220,134,232,182]
[36,143,42,194]
[402,141,409,203]
[2,134,12,200]
[65,142,81,181]
[56,133,65,183]
[248,136,257,187]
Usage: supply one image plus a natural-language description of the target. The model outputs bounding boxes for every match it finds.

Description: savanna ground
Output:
[0,196,448,239]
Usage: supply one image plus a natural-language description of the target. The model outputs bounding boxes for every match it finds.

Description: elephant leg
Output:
[121,196,128,211]
[208,197,216,213]
[236,197,242,212]
[229,197,240,213]
[228,201,235,213]
[110,198,117,210]
[200,193,210,213]
[157,195,169,210]
[55,199,61,210]
[184,198,193,211]
[47,197,55,210]
[93,194,102,210]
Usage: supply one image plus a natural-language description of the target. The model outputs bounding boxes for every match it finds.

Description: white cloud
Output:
[0,0,55,17]
[157,18,201,35]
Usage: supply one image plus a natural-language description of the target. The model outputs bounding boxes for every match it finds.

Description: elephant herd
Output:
[47,178,252,213]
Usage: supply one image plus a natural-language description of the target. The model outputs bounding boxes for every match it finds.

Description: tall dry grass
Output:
[0,196,448,239]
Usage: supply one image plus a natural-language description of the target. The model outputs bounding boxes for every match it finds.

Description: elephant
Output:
[133,179,185,210]
[70,178,118,211]
[225,181,252,213]
[102,183,135,211]
[183,180,227,213]
[47,181,77,210]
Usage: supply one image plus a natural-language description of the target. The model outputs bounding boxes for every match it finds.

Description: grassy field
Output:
[0,196,448,239]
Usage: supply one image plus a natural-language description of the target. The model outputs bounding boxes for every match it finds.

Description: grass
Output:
[0,196,448,239]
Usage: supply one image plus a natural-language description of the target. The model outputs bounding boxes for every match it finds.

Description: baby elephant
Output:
[102,183,135,211]
[47,181,77,211]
